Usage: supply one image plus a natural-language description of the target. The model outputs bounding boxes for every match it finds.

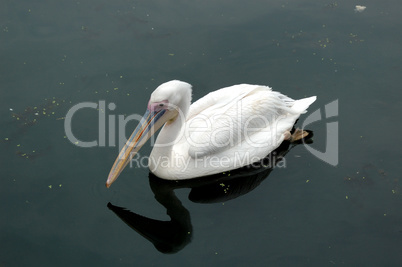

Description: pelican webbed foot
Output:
[284,128,310,143]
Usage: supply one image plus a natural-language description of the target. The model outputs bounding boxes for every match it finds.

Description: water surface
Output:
[1,0,402,266]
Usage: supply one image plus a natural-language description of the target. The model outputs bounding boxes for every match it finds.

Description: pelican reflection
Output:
[107,135,312,254]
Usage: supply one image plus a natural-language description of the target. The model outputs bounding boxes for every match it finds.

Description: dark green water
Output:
[1,0,402,266]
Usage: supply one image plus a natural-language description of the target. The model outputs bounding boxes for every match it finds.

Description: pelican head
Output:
[106,80,192,188]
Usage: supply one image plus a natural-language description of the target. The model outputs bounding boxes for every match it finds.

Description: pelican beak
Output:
[106,106,178,188]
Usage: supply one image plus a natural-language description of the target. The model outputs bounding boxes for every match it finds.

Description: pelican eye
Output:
[159,103,164,107]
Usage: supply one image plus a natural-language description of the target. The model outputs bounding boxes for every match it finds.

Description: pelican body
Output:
[106,80,316,187]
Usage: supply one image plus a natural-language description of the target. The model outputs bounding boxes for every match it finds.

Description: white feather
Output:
[148,81,316,179]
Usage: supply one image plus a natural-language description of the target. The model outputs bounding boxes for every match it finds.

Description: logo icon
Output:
[302,100,338,166]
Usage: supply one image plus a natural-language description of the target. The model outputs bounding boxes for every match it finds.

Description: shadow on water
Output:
[107,131,313,254]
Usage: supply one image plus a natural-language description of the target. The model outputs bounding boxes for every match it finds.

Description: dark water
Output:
[1,0,402,266]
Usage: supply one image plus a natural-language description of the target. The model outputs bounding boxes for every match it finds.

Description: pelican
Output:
[106,80,316,187]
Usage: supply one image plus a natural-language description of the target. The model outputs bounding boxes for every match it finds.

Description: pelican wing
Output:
[186,84,257,121]
[185,85,310,159]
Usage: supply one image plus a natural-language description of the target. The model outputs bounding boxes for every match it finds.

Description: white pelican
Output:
[106,80,316,187]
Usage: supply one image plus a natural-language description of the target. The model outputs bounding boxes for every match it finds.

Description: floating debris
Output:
[283,30,305,41]
[15,146,51,160]
[316,37,332,49]
[349,33,364,44]
[10,97,65,128]
[344,163,399,196]
[325,2,338,9]
[355,5,366,13]
[4,97,67,162]
[7,97,66,147]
